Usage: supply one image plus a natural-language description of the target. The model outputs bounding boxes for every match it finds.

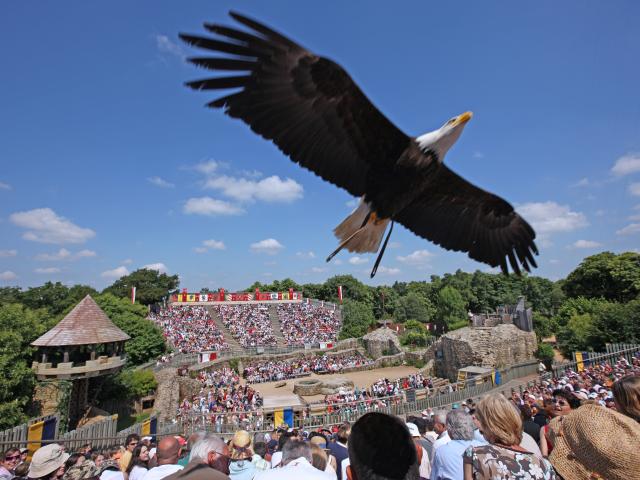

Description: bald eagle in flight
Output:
[180,12,538,277]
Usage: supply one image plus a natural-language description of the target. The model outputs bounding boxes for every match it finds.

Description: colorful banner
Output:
[27,421,44,459]
[131,286,136,304]
[171,291,303,303]
[141,416,157,441]
[273,408,293,428]
[575,352,585,372]
[338,285,343,303]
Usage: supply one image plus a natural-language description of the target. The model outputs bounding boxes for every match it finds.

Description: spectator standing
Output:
[27,444,69,480]
[1,448,20,480]
[346,412,419,480]
[406,423,431,480]
[462,394,556,480]
[164,435,229,480]
[549,403,640,480]
[327,424,349,480]
[228,431,256,480]
[519,404,541,444]
[126,445,150,480]
[612,375,640,422]
[431,411,450,454]
[119,435,139,473]
[254,440,333,480]
[430,411,483,480]
[143,437,183,480]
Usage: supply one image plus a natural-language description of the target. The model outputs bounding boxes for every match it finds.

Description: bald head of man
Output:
[157,436,181,465]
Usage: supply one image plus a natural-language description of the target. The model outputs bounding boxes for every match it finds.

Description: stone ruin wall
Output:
[436,324,537,381]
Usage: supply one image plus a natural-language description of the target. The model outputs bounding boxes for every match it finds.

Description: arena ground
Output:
[247,365,421,405]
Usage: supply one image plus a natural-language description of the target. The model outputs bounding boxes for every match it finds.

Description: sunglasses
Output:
[553,399,569,406]
[5,455,20,461]
[129,442,138,446]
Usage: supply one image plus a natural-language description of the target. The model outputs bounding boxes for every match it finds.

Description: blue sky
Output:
[1,1,639,291]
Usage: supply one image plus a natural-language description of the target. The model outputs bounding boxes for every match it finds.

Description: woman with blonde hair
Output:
[612,374,640,422]
[463,393,556,479]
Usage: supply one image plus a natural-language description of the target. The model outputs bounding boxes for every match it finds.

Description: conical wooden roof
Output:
[31,295,130,347]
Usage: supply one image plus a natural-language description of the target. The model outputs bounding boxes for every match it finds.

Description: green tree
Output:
[535,343,555,367]
[372,286,398,319]
[301,283,324,300]
[563,251,640,302]
[20,282,98,316]
[119,369,158,398]
[324,275,374,306]
[394,292,435,323]
[103,269,179,305]
[591,299,640,350]
[339,300,375,339]
[0,304,51,429]
[533,313,558,341]
[436,286,467,328]
[556,313,596,356]
[95,294,166,365]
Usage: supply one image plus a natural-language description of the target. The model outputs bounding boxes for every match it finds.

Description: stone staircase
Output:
[154,368,180,422]
[268,305,288,348]
[206,306,243,351]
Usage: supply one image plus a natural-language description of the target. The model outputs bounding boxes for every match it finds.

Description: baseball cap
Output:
[406,422,420,437]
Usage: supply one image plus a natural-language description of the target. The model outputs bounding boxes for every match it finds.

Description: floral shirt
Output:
[463,444,556,479]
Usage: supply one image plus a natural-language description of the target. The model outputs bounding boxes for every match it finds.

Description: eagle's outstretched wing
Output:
[394,164,538,274]
[180,11,409,197]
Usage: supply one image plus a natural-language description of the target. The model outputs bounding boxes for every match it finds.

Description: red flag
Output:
[131,286,136,304]
[337,285,343,304]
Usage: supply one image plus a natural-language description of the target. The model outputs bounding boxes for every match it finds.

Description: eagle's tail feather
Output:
[326,200,390,263]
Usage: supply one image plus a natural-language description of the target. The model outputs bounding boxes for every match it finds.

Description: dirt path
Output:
[249,365,420,399]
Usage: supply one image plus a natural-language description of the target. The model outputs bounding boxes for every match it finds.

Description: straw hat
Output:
[230,430,252,459]
[549,404,640,480]
[28,444,70,479]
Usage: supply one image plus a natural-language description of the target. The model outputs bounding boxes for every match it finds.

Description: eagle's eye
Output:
[447,118,457,125]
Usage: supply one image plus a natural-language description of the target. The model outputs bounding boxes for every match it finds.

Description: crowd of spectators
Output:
[243,353,373,384]
[215,305,277,348]
[148,306,228,353]
[10,350,640,480]
[177,368,263,418]
[277,304,341,346]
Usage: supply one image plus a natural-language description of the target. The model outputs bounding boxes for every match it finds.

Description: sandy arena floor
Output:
[250,365,420,402]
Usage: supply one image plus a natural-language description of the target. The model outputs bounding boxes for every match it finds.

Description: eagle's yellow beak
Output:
[457,111,473,125]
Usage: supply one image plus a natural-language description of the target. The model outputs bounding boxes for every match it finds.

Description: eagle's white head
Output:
[416,111,473,162]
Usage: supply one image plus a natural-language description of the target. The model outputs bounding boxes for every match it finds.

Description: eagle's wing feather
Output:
[394,165,538,274]
[180,11,409,197]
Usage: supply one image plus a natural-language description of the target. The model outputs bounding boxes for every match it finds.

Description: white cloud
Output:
[628,214,640,221]
[250,238,284,255]
[0,271,17,281]
[345,199,358,209]
[205,175,303,203]
[349,256,368,265]
[571,177,590,187]
[10,208,95,244]
[35,248,95,261]
[629,183,640,197]
[195,239,226,253]
[240,169,262,179]
[612,153,640,176]
[0,181,11,190]
[147,176,175,188]
[0,249,17,257]
[375,266,401,275]
[296,251,316,259]
[397,249,433,265]
[155,34,185,60]
[616,223,640,236]
[143,263,168,273]
[183,197,245,216]
[571,240,602,249]
[194,160,220,175]
[35,267,61,274]
[101,266,129,279]
[537,234,554,248]
[516,202,588,234]
[203,239,226,250]
[311,266,328,273]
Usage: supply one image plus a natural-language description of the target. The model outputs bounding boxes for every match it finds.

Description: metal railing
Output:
[552,344,640,378]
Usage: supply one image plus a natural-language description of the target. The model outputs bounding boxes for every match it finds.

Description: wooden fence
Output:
[554,343,640,377]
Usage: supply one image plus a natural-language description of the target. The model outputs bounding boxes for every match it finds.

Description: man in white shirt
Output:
[255,440,333,480]
[143,437,183,480]
[431,411,450,454]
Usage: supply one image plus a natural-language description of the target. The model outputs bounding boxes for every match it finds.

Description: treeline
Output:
[0,270,174,430]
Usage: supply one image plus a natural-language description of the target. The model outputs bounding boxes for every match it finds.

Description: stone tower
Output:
[31,295,130,428]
